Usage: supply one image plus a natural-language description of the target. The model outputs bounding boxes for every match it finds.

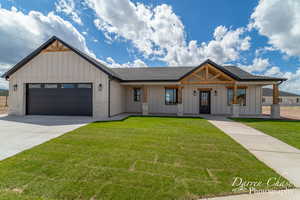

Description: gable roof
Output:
[263,88,300,97]
[1,36,286,83]
[1,36,121,80]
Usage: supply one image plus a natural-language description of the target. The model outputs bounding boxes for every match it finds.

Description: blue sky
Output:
[0,0,300,93]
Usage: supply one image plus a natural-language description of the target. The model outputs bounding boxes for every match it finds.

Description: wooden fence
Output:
[0,96,8,107]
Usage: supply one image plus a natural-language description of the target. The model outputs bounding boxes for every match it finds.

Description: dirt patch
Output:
[263,106,300,120]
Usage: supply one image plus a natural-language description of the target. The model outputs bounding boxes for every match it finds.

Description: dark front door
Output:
[199,91,211,114]
[26,83,92,116]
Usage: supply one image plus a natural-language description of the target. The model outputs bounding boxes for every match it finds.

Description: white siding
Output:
[183,85,262,115]
[110,80,125,116]
[148,86,177,114]
[8,51,109,117]
[124,84,262,115]
[8,50,264,117]
[125,87,142,113]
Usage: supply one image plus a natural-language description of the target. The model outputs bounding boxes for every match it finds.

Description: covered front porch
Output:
[120,63,283,118]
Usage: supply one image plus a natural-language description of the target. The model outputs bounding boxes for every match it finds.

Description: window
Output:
[165,88,178,105]
[297,98,300,103]
[279,98,282,103]
[133,88,141,102]
[62,84,75,88]
[28,84,41,88]
[78,84,91,88]
[262,97,266,103]
[227,88,246,106]
[45,84,58,89]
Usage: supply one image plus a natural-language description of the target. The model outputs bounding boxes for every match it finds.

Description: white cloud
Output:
[86,0,251,65]
[255,46,277,57]
[55,0,82,25]
[251,0,300,58]
[263,66,300,95]
[264,66,281,77]
[105,57,148,68]
[0,7,95,89]
[240,58,270,73]
[0,7,93,65]
[164,26,251,65]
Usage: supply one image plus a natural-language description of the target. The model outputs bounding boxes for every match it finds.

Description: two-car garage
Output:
[2,37,115,118]
[26,83,93,116]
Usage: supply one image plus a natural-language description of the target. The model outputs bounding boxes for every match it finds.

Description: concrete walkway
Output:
[204,115,300,187]
[202,115,300,199]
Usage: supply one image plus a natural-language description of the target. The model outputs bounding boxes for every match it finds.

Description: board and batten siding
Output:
[125,87,142,113]
[148,86,177,114]
[124,84,262,115]
[183,85,262,115]
[8,51,109,117]
[124,86,178,114]
[110,80,126,116]
[126,85,262,115]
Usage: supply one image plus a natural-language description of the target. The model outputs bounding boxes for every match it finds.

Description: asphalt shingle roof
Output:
[111,63,286,82]
[263,88,300,97]
[111,67,195,81]
[1,36,287,83]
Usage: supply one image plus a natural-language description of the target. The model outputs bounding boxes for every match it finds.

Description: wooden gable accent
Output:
[42,40,70,53]
[180,63,235,85]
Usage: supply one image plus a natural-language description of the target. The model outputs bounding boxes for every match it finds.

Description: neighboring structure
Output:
[263,88,300,106]
[0,89,8,107]
[2,36,286,119]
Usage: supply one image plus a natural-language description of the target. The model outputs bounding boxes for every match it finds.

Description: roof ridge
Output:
[111,66,197,69]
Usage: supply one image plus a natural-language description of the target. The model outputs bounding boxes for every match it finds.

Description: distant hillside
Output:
[0,89,8,96]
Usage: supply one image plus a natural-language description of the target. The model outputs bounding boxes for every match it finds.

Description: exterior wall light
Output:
[214,90,218,96]
[13,84,18,91]
[98,83,102,91]
[193,90,197,96]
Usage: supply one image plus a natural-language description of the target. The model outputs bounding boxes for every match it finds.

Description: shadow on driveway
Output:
[0,114,93,126]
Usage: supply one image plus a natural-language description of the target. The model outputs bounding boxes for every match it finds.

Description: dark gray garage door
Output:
[26,83,92,116]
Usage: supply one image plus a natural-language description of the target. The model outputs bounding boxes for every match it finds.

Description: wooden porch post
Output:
[233,84,238,104]
[177,86,183,104]
[177,86,183,116]
[142,86,148,115]
[142,86,147,103]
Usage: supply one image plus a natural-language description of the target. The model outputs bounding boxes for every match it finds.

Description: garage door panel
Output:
[26,83,92,116]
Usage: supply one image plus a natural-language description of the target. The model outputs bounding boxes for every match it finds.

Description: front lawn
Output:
[232,118,300,150]
[0,117,289,199]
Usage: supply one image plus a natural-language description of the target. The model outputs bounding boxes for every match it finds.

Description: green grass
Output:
[232,118,300,150]
[0,117,290,199]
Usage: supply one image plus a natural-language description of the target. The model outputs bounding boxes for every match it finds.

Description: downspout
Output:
[108,76,111,118]
[278,80,285,85]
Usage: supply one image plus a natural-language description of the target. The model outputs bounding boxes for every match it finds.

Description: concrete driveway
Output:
[0,114,93,161]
